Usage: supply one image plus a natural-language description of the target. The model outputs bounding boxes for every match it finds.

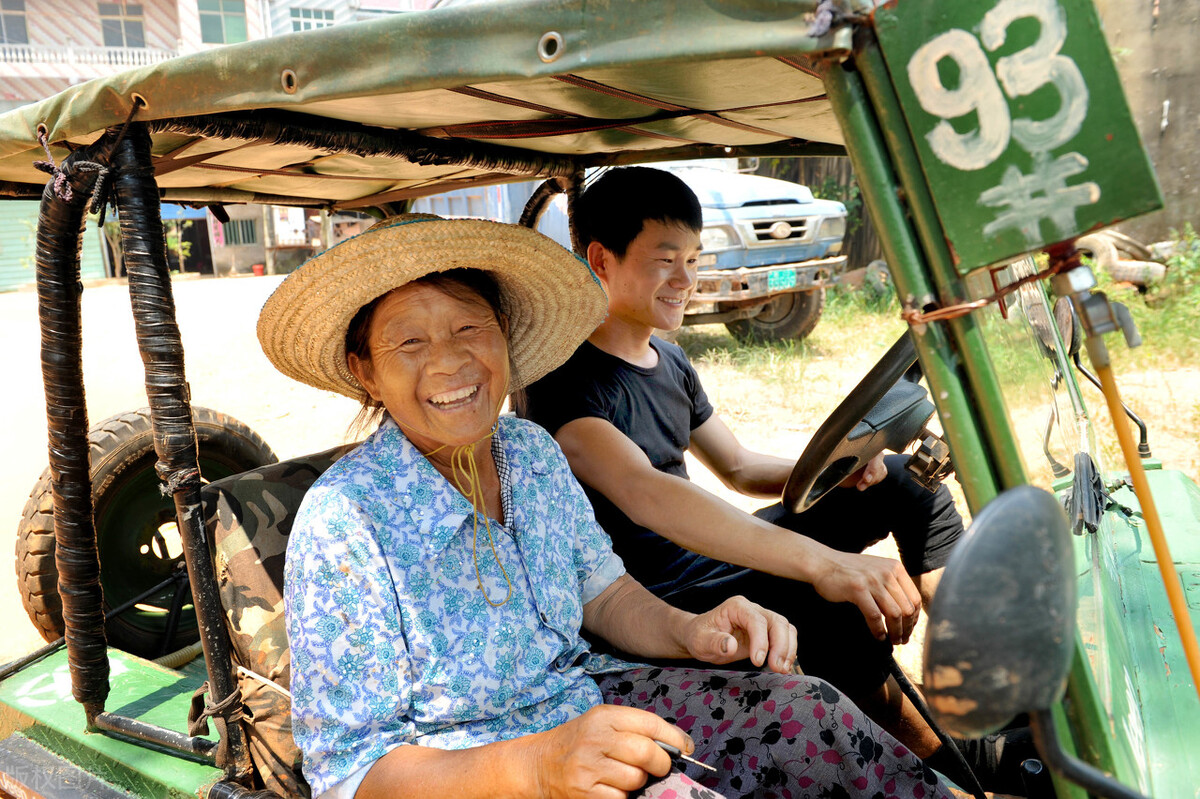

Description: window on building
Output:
[290,7,333,32]
[1,0,28,44]
[223,218,257,246]
[98,2,145,48]
[199,0,246,44]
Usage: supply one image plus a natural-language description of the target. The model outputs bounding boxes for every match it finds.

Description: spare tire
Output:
[15,407,278,659]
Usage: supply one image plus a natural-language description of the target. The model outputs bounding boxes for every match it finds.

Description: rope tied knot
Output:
[160,466,203,495]
[901,247,1085,328]
[33,98,142,216]
[33,129,113,216]
[807,0,848,38]
[188,680,246,768]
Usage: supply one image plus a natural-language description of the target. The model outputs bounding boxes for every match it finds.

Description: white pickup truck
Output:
[414,159,849,342]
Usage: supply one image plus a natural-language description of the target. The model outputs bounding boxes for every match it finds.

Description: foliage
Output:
[165,219,193,272]
[679,225,1200,387]
[1161,223,1200,301]
[679,290,903,385]
[808,175,865,236]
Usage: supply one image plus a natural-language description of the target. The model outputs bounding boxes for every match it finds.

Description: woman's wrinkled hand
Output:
[534,704,689,799]
[683,595,797,674]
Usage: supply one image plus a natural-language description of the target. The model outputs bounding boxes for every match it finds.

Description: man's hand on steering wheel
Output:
[810,548,921,644]
[837,452,888,491]
[784,333,936,513]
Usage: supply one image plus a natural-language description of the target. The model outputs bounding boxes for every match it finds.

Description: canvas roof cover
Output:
[0,0,858,210]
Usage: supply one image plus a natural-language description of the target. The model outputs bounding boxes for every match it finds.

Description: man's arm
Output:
[687,414,793,497]
[688,414,888,497]
[555,417,920,643]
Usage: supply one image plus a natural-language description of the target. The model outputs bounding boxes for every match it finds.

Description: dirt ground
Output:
[2,275,1197,683]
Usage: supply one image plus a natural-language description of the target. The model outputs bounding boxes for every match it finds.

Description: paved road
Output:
[0,275,360,663]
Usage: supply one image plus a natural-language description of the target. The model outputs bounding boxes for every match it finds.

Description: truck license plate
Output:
[768,269,797,291]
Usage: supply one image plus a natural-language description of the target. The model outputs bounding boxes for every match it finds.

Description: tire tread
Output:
[14,407,276,652]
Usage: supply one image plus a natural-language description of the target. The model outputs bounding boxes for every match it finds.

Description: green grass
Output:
[679,286,905,381]
[682,225,1200,386]
[679,330,815,391]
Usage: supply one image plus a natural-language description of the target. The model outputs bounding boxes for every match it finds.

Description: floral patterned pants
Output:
[596,667,951,799]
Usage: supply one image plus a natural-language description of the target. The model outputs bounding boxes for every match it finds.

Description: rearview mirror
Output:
[1053,296,1082,358]
[923,486,1076,739]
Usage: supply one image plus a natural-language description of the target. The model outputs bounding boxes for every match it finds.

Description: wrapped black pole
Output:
[563,167,586,255]
[33,141,109,721]
[109,124,252,780]
[518,177,565,229]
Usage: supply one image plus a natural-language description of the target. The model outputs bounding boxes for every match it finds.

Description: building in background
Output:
[5,0,1199,290]
[0,0,269,289]
[0,0,430,290]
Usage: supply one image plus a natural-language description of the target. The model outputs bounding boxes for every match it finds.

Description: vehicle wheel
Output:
[15,407,277,658]
[722,288,826,342]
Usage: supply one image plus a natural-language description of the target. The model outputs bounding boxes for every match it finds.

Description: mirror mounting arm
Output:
[1028,710,1148,799]
[905,428,954,491]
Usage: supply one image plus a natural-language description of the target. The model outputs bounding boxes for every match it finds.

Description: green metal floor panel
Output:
[1132,469,1200,563]
[1100,470,1200,798]
[0,648,222,798]
[1183,569,1200,614]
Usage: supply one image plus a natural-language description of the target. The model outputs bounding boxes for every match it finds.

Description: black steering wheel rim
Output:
[782,333,920,513]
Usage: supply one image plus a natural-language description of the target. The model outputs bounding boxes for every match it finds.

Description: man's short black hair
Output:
[575,167,703,258]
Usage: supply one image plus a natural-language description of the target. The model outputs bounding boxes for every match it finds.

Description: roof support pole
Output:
[518,177,566,230]
[852,31,1027,494]
[820,56,1001,511]
[109,123,253,780]
[563,168,586,256]
[33,141,109,722]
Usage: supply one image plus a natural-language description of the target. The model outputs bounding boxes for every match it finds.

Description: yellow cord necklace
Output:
[414,420,513,608]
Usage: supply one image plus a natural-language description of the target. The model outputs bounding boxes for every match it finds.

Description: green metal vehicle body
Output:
[0,0,1196,797]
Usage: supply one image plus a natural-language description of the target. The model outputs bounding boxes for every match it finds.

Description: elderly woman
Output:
[258,216,953,799]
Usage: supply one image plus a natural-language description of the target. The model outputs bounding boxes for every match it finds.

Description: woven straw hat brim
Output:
[257,217,607,398]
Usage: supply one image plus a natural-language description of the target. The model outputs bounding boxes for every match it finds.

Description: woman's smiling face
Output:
[347,281,510,452]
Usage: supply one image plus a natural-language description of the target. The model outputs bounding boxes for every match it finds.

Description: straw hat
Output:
[257,214,607,398]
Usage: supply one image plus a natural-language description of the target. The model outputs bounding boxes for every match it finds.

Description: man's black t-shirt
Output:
[523,336,964,694]
[521,338,719,591]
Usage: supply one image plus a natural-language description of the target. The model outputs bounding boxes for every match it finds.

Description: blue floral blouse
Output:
[285,415,630,796]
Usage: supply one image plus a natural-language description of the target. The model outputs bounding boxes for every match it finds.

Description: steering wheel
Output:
[782,333,937,513]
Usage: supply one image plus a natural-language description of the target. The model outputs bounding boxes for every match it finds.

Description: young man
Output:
[521,167,1028,794]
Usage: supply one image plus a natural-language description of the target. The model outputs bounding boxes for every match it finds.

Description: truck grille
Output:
[749,217,811,244]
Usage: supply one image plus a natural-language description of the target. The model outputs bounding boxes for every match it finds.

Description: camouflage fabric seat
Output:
[202,443,356,798]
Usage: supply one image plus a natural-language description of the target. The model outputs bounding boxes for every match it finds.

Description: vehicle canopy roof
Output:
[0,0,857,210]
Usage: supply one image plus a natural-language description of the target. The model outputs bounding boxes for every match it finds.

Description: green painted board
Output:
[874,0,1162,272]
[1069,469,1200,797]
[0,649,222,798]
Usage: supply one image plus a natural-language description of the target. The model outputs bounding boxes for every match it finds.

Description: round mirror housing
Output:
[1053,295,1083,358]
[923,485,1076,739]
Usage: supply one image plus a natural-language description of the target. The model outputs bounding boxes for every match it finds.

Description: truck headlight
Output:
[700,225,738,251]
[819,216,847,239]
